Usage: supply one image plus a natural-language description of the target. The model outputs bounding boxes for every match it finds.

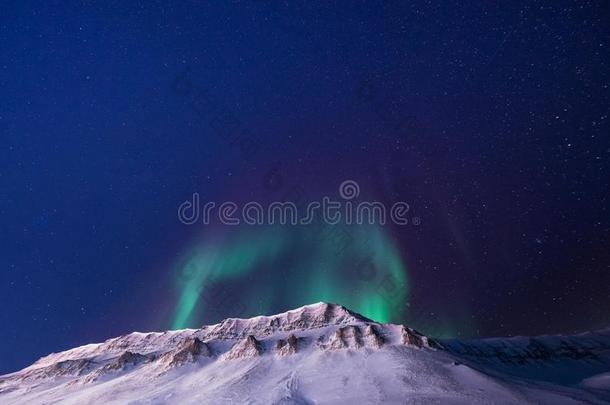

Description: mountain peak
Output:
[205,302,371,339]
[2,303,609,404]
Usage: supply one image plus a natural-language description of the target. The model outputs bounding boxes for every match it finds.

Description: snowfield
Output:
[1,302,609,404]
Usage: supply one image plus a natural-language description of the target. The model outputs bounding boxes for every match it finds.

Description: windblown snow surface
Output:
[1,302,609,404]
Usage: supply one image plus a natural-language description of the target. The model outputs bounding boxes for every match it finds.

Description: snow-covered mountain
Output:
[1,302,609,404]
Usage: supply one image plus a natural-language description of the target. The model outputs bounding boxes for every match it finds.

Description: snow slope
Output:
[1,302,609,404]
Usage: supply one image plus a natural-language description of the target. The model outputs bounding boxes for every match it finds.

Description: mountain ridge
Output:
[1,302,609,404]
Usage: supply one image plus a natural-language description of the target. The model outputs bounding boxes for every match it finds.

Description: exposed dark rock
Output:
[223,335,262,360]
[161,338,211,367]
[329,326,362,350]
[363,325,385,349]
[106,351,149,371]
[401,326,431,348]
[276,334,299,356]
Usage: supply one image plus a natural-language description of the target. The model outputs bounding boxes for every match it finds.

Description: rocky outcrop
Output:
[275,334,299,356]
[206,303,369,339]
[18,359,96,382]
[105,351,149,371]
[362,325,385,348]
[316,325,389,350]
[81,351,150,383]
[327,326,363,350]
[400,326,432,348]
[159,338,211,367]
[222,335,262,360]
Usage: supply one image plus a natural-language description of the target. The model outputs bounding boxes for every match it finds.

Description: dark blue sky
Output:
[1,1,609,374]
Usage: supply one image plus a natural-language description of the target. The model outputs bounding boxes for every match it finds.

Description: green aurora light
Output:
[170,224,410,329]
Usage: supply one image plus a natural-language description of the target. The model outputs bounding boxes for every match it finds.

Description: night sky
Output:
[2,1,610,374]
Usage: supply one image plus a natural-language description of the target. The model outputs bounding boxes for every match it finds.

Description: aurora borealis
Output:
[171,223,408,329]
[3,1,610,376]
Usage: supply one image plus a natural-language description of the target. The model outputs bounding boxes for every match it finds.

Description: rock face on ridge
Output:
[222,335,262,360]
[159,337,211,368]
[275,334,299,356]
[204,302,370,340]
